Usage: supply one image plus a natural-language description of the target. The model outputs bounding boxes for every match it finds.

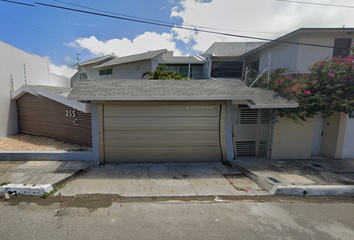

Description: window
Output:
[333,38,352,57]
[166,66,193,78]
[99,68,113,76]
[210,61,243,78]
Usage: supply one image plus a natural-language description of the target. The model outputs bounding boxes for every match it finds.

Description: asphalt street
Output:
[1,198,354,240]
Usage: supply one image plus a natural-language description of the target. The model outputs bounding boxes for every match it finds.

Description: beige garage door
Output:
[103,104,222,163]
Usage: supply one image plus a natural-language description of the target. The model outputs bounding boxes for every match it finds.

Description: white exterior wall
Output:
[73,59,153,85]
[296,32,353,73]
[49,73,71,87]
[342,115,354,159]
[259,36,300,72]
[259,32,354,73]
[0,41,63,138]
[271,117,315,159]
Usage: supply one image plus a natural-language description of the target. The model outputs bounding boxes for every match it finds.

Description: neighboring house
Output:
[71,49,206,86]
[0,40,70,139]
[243,28,354,74]
[71,49,167,86]
[241,28,354,159]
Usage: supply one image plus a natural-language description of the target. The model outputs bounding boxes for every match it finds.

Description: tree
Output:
[263,54,354,123]
[141,65,188,80]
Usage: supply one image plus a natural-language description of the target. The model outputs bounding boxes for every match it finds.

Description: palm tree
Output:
[141,65,186,80]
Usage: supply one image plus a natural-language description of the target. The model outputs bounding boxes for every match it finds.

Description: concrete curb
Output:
[0,161,99,197]
[270,185,354,197]
[0,184,53,196]
[231,161,354,197]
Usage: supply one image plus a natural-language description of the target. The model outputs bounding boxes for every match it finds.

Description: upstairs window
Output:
[333,38,352,57]
[99,68,113,76]
[210,61,243,78]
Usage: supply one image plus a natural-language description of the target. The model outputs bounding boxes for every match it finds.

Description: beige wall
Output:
[271,117,315,159]
[322,112,347,159]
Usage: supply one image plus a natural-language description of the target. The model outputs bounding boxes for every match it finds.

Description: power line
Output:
[0,13,71,41]
[33,1,349,50]
[0,0,34,7]
[276,0,354,9]
[54,0,284,35]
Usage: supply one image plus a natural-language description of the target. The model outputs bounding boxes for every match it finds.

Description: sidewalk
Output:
[232,157,354,196]
[0,161,97,196]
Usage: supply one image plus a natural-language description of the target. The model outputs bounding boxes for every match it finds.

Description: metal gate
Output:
[233,107,270,158]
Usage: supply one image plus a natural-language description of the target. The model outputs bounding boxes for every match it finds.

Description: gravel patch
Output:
[0,133,90,151]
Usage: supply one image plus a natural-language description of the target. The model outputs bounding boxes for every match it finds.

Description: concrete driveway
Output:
[58,162,268,197]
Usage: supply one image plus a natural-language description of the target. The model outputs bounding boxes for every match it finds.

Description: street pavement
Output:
[1,199,354,240]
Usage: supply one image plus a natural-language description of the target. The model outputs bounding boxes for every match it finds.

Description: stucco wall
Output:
[271,117,315,159]
[296,32,353,73]
[259,35,300,72]
[259,32,353,74]
[0,41,53,138]
[49,73,71,87]
[343,115,354,159]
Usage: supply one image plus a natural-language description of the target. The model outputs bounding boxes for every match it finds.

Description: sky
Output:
[1,0,354,78]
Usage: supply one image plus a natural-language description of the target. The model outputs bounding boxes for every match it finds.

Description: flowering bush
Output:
[265,54,354,123]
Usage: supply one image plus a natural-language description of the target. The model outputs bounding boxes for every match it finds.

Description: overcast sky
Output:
[1,0,353,78]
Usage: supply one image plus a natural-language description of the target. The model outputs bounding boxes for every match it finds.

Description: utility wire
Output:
[0,13,71,41]
[34,1,349,50]
[0,0,34,7]
[54,0,284,35]
[276,0,354,9]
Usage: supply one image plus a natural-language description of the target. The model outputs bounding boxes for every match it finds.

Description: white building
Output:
[0,40,70,138]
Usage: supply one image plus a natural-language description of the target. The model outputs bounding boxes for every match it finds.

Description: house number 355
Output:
[65,110,76,117]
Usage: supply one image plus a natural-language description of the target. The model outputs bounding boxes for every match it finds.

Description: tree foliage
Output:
[141,64,188,80]
[261,55,354,123]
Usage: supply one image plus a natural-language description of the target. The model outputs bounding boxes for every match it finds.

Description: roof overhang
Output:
[12,85,91,113]
[67,79,260,101]
[235,88,298,109]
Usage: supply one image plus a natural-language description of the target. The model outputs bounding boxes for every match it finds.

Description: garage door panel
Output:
[104,105,220,117]
[104,131,220,147]
[104,147,222,162]
[104,117,219,131]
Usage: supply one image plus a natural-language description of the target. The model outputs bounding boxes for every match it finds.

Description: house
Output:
[243,28,354,74]
[241,28,354,160]
[65,79,297,163]
[0,40,70,139]
[202,42,265,79]
[71,49,207,87]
